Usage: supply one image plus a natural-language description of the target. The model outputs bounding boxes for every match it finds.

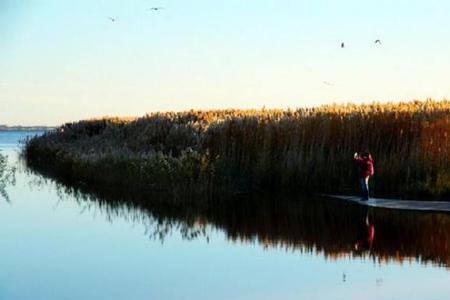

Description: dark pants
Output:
[359,177,369,200]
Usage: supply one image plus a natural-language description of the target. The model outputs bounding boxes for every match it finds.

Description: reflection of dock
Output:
[324,195,450,213]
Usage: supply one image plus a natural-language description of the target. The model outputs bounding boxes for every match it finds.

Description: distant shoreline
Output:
[0,126,54,131]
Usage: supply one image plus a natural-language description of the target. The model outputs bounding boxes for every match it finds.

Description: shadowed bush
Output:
[24,99,450,199]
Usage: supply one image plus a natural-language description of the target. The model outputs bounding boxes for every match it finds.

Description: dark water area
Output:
[1,131,450,300]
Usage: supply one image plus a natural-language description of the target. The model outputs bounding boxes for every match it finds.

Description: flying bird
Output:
[341,42,345,48]
[150,7,164,11]
[375,39,382,45]
[109,17,116,22]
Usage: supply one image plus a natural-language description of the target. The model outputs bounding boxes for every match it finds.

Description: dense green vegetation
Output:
[24,100,450,199]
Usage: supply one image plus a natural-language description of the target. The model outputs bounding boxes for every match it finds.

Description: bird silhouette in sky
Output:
[109,17,116,22]
[375,39,382,45]
[341,42,345,48]
[150,7,164,11]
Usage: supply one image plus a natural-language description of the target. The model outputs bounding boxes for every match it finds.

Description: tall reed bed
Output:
[24,100,450,199]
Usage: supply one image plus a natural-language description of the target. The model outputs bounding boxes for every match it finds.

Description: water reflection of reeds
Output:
[0,152,16,202]
[26,163,450,269]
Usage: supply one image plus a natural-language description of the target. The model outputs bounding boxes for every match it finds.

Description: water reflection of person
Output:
[354,210,375,252]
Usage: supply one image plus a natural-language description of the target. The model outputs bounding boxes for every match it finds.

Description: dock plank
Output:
[323,195,450,213]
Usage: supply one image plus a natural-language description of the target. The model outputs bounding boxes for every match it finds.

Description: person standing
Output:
[354,151,374,201]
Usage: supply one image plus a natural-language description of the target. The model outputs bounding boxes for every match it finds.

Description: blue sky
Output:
[1,0,450,125]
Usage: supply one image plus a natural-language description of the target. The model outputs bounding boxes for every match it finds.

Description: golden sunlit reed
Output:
[24,99,450,199]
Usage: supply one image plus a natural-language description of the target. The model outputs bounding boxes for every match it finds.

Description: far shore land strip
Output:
[0,125,55,131]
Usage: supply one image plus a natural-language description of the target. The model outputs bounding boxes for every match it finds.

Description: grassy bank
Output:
[24,100,450,199]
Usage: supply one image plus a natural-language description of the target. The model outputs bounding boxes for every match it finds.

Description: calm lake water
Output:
[1,131,450,300]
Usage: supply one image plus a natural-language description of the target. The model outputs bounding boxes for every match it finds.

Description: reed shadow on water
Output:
[24,158,450,269]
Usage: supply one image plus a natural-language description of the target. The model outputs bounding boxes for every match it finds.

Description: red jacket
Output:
[354,155,374,178]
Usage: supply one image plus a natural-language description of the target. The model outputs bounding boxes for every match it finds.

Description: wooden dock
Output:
[323,195,450,213]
